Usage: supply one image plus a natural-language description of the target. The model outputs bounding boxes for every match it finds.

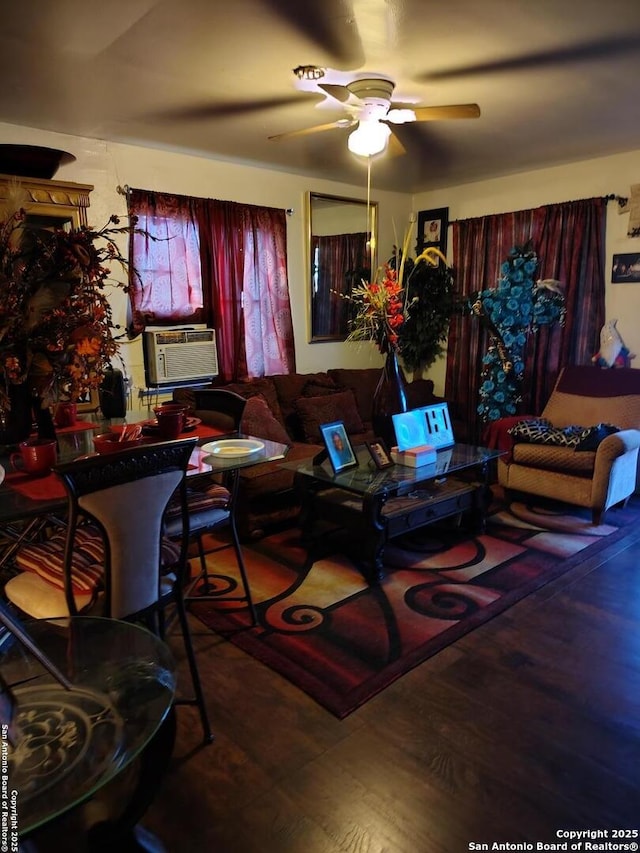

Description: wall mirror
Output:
[307,192,377,342]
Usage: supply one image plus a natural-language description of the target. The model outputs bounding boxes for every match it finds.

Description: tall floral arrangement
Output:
[345,221,448,354]
[0,201,141,417]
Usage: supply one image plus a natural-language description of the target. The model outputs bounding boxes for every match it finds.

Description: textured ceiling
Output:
[0,0,639,192]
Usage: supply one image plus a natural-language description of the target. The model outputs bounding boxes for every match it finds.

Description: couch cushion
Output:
[240,394,293,446]
[222,378,285,425]
[270,372,333,439]
[328,367,382,425]
[511,443,596,473]
[301,375,339,398]
[294,389,365,443]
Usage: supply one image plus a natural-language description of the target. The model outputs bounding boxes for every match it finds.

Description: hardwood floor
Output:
[144,521,640,853]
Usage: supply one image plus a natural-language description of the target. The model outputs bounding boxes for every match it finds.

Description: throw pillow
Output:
[224,378,285,425]
[240,394,292,446]
[508,419,619,451]
[575,423,619,451]
[302,378,340,398]
[294,389,365,443]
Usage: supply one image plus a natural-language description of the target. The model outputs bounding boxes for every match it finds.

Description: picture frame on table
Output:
[416,207,449,259]
[366,437,394,469]
[76,388,100,414]
[319,420,358,474]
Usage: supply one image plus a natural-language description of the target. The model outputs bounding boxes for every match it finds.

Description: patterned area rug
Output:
[190,494,640,718]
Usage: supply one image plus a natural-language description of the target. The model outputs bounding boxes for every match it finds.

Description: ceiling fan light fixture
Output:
[348,121,391,157]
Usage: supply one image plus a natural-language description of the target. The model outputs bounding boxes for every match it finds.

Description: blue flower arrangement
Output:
[469,242,565,422]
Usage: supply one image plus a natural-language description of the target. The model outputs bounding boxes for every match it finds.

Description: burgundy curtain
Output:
[129,190,295,382]
[194,199,247,381]
[446,210,535,442]
[446,197,606,442]
[525,197,607,412]
[241,204,295,377]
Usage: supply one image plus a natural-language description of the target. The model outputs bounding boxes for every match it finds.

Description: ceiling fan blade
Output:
[418,35,640,82]
[268,119,355,141]
[413,104,481,121]
[261,0,365,66]
[317,83,352,103]
[152,95,315,122]
[387,130,406,158]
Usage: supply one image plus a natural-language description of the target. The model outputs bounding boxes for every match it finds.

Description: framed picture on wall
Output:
[416,207,449,259]
[612,253,640,283]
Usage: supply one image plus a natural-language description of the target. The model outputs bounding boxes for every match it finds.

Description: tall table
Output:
[283,443,504,583]
[0,428,289,569]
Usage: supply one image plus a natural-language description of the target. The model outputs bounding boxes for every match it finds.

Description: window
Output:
[128,189,295,381]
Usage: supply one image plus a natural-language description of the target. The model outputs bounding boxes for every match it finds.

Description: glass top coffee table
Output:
[0,615,175,842]
[282,443,503,583]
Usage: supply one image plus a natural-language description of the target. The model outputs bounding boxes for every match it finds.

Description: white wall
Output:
[413,149,640,395]
[6,120,637,401]
[0,121,412,396]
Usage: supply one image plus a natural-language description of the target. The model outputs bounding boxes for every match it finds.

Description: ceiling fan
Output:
[268,76,480,157]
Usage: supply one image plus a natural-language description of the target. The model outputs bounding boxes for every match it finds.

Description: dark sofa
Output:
[174,368,442,539]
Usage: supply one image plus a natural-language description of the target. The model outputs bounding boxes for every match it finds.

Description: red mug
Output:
[153,406,185,440]
[54,401,77,428]
[154,404,187,429]
[10,438,58,476]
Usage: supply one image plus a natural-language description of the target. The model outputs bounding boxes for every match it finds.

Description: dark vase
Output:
[371,348,408,448]
[0,383,34,445]
[32,394,57,441]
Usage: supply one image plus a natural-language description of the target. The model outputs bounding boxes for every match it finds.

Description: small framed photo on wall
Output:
[416,207,449,259]
[612,253,640,283]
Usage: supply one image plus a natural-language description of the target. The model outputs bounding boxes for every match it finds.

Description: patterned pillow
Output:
[575,423,619,451]
[16,522,181,593]
[508,418,619,450]
[16,524,105,594]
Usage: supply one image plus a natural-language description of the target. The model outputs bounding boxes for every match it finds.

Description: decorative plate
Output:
[0,464,4,486]
[201,438,265,458]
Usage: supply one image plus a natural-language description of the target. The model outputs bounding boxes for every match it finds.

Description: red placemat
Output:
[5,471,67,500]
[54,420,96,435]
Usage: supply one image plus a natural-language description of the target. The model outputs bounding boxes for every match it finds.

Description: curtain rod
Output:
[448,193,628,224]
[115,183,294,215]
[605,193,629,209]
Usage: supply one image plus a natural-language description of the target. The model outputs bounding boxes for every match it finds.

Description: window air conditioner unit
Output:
[144,328,219,386]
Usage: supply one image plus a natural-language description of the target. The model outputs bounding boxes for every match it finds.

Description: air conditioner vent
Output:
[144,328,219,386]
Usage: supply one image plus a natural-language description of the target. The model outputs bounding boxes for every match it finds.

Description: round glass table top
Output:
[0,616,176,835]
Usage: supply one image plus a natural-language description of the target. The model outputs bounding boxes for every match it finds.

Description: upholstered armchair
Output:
[494,365,640,524]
